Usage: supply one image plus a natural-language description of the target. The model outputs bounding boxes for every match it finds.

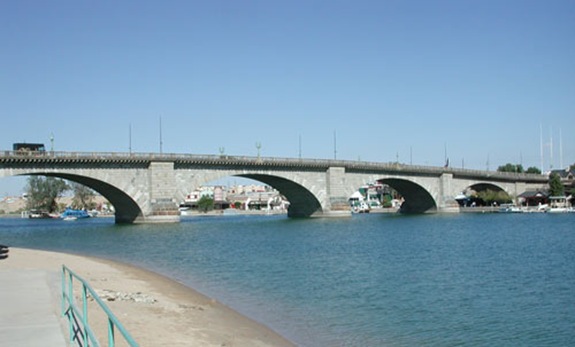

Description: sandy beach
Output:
[1,247,296,347]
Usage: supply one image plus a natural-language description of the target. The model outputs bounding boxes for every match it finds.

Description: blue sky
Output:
[1,0,574,195]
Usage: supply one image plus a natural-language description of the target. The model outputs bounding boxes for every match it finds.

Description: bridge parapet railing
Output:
[0,150,547,182]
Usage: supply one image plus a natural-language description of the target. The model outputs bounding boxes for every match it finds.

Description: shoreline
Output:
[1,247,296,347]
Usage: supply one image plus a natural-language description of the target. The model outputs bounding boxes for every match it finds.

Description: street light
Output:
[256,142,261,160]
[333,130,337,160]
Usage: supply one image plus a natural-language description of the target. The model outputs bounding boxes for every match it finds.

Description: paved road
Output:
[0,268,68,346]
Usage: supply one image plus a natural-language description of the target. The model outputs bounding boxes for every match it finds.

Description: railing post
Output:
[68,271,74,343]
[82,284,89,347]
[109,318,115,347]
[61,267,66,316]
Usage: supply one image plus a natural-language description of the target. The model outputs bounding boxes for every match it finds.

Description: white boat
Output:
[499,204,523,213]
[547,208,569,213]
[179,204,195,216]
[351,201,370,213]
[545,196,572,213]
[27,209,58,219]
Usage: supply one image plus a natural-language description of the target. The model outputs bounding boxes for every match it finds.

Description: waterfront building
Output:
[180,184,288,213]
[548,166,575,196]
[517,190,549,207]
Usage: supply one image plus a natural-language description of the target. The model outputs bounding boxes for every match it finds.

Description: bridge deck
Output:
[0,150,548,184]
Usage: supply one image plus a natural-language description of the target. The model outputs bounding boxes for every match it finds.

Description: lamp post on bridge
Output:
[333,130,337,160]
[255,142,261,161]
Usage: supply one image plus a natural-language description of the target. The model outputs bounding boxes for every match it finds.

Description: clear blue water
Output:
[1,213,574,346]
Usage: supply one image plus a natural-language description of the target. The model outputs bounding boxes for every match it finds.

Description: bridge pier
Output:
[437,173,460,213]
[324,167,352,217]
[140,162,180,223]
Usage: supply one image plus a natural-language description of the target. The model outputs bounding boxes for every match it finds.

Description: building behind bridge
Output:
[179,184,289,213]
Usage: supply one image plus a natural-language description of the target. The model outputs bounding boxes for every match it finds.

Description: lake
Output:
[1,212,574,346]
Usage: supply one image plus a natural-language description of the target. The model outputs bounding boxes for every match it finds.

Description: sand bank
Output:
[1,247,295,347]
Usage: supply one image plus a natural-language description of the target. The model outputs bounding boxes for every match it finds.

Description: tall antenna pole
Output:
[129,123,132,154]
[559,128,563,169]
[549,126,553,170]
[540,124,544,172]
[159,116,163,154]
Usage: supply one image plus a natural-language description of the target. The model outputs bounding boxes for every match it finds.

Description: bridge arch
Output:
[457,182,513,206]
[236,174,322,217]
[378,178,437,213]
[175,171,324,218]
[10,172,143,223]
[466,182,507,194]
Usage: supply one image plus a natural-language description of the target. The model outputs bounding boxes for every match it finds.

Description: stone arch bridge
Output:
[0,151,548,223]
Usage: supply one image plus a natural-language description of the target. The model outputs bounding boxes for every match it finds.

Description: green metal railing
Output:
[61,265,139,347]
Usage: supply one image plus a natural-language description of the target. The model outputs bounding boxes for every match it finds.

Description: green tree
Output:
[525,166,541,174]
[548,172,564,196]
[497,163,524,173]
[70,182,96,210]
[381,195,393,208]
[476,189,512,205]
[25,176,69,212]
[197,195,214,213]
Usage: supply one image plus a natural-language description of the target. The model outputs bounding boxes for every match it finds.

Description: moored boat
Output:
[26,209,59,219]
[60,208,91,220]
[498,204,523,213]
[545,196,572,213]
